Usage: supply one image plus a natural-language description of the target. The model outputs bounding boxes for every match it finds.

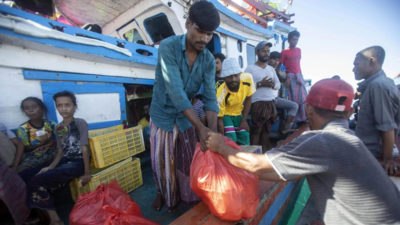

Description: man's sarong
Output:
[150,122,199,211]
[287,73,308,122]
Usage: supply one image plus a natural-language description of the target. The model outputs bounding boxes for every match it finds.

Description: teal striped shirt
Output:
[150,35,219,132]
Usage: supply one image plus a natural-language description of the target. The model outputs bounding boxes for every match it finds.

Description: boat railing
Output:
[219,0,295,28]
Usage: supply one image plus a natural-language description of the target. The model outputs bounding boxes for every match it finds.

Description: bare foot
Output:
[24,217,40,225]
[151,193,165,211]
[282,129,297,134]
[49,220,64,225]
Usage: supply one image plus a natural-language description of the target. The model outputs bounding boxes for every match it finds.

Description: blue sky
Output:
[291,0,400,89]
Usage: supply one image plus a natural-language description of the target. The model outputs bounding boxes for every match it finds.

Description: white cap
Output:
[221,58,242,78]
[394,77,400,86]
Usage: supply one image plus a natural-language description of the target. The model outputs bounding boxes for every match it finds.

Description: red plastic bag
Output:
[103,202,160,225]
[70,181,132,225]
[190,137,260,221]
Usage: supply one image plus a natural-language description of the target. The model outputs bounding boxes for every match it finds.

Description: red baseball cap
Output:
[303,79,355,112]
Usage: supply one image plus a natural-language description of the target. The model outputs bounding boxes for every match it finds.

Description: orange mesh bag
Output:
[190,137,259,221]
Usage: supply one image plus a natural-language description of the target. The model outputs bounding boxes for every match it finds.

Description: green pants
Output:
[223,115,250,145]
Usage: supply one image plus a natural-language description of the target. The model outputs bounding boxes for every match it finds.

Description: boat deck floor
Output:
[56,154,192,225]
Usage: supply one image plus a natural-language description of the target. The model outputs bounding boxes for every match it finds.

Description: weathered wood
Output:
[219,0,268,27]
[243,0,291,20]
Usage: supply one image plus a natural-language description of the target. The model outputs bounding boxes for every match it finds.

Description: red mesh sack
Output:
[69,181,132,225]
[103,202,159,225]
[190,137,259,221]
[70,181,158,225]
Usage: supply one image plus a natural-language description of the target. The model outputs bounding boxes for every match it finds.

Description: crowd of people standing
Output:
[148,1,400,224]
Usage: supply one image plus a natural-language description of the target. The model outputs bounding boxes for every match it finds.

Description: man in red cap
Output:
[206,79,400,225]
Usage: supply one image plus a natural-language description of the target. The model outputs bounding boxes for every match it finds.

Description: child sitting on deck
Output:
[16,97,58,173]
[19,91,91,225]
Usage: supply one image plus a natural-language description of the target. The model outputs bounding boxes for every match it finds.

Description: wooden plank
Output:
[243,0,291,20]
[219,0,268,26]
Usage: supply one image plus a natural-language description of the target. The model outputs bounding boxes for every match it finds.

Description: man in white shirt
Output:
[245,42,280,152]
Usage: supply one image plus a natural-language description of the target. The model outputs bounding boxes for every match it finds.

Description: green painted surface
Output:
[278,179,311,225]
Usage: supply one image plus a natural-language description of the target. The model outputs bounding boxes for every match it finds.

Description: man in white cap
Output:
[216,58,256,145]
[245,41,281,152]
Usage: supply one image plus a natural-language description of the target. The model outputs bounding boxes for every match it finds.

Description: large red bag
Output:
[103,202,159,225]
[69,181,158,225]
[190,137,260,221]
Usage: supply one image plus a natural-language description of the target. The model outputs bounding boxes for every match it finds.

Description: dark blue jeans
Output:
[19,158,84,210]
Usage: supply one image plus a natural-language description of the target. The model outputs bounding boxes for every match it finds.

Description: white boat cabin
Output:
[0,0,296,131]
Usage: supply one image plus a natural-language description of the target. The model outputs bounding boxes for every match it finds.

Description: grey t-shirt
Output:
[55,118,89,159]
[266,119,400,225]
[356,70,400,158]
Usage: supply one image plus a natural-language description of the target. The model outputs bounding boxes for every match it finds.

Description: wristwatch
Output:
[257,82,262,88]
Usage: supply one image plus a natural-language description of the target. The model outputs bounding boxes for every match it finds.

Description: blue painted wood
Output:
[87,120,123,130]
[24,70,154,85]
[207,0,275,38]
[0,5,158,65]
[216,27,247,42]
[213,33,222,53]
[41,81,127,128]
[260,181,296,225]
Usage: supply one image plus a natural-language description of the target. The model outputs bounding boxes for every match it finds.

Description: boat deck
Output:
[56,155,193,225]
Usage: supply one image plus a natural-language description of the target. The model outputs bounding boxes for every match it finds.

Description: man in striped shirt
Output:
[207,79,400,225]
[216,58,256,145]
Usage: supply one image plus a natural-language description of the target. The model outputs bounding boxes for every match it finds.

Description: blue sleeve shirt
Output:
[150,34,219,132]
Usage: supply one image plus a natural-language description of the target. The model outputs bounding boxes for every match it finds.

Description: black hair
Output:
[194,94,203,101]
[81,24,102,34]
[214,53,226,62]
[20,97,48,114]
[313,107,349,119]
[188,1,220,31]
[288,30,300,40]
[357,46,386,66]
[53,90,77,105]
[269,51,281,59]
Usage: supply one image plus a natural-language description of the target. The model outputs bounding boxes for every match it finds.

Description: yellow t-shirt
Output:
[216,73,256,117]
[138,117,150,130]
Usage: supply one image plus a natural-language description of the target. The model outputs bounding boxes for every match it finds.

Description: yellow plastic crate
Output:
[89,126,145,168]
[88,125,124,138]
[70,157,143,202]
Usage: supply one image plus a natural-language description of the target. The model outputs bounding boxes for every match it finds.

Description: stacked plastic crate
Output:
[70,125,145,201]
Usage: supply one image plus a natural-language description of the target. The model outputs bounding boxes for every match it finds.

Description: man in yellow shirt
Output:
[216,58,256,145]
[138,103,150,148]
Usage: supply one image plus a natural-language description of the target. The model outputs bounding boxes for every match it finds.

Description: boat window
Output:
[238,56,243,68]
[237,40,242,52]
[246,44,256,65]
[144,14,175,43]
[123,28,143,43]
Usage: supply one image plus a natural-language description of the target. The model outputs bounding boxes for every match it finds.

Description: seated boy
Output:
[216,58,256,145]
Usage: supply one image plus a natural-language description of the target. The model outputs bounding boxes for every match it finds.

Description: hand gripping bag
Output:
[190,137,259,221]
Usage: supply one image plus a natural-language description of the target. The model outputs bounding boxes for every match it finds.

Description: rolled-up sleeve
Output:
[159,43,192,113]
[202,56,219,113]
[272,70,281,90]
[371,86,398,131]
